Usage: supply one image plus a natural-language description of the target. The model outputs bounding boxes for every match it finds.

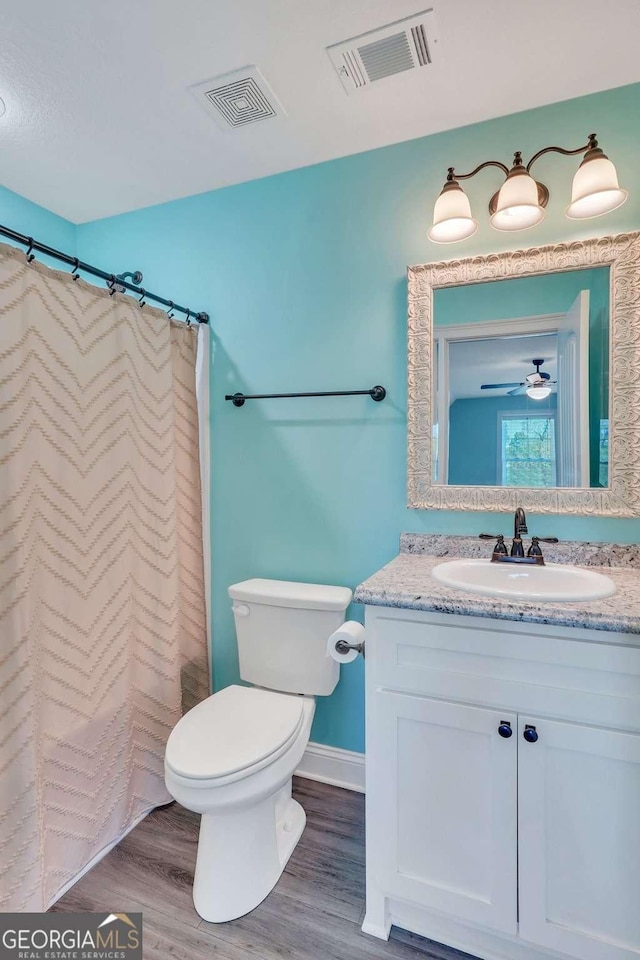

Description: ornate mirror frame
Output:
[407,232,640,516]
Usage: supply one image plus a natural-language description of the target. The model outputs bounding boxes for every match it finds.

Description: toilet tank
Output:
[228,579,353,696]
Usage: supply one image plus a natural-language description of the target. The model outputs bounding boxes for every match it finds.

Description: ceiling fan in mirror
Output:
[480,358,556,400]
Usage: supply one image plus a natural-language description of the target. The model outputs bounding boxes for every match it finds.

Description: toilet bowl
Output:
[165,685,315,922]
[164,578,352,923]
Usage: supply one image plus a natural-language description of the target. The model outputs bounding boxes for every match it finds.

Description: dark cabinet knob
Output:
[498,722,513,738]
[523,724,539,743]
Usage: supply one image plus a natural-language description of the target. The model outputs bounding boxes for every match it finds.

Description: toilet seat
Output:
[165,685,305,782]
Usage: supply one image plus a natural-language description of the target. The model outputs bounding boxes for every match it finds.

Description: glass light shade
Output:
[566,156,628,219]
[428,183,478,243]
[527,384,552,400]
[490,170,545,232]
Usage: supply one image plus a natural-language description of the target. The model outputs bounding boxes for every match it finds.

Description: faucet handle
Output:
[527,535,559,561]
[480,533,508,558]
[527,537,543,558]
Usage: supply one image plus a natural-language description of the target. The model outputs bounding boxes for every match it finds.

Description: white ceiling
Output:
[2,0,640,223]
[449,334,558,401]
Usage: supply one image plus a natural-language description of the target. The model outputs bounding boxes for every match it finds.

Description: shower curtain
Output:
[0,243,209,911]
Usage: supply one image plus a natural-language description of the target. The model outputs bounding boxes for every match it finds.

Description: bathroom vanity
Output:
[355,535,640,960]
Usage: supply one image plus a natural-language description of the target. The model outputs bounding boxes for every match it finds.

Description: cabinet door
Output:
[375,691,517,934]
[518,717,640,960]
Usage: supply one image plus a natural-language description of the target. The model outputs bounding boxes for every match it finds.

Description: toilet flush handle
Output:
[232,603,250,617]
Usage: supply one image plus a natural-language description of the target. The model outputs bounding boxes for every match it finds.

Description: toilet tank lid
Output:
[228,578,352,612]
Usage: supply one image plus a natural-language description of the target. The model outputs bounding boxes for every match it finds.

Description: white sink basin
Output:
[431,559,616,602]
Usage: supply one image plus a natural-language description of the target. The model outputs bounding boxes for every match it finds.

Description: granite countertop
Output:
[353,535,640,635]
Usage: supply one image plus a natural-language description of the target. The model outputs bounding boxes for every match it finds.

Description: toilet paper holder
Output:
[335,638,365,659]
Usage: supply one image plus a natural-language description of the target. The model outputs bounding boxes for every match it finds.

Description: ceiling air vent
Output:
[191,66,285,130]
[327,9,438,94]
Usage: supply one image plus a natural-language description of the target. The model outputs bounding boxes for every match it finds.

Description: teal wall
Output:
[7,83,638,753]
[0,185,76,256]
[449,394,557,486]
[434,268,608,325]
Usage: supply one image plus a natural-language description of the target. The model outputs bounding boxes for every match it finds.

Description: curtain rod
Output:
[0,223,210,324]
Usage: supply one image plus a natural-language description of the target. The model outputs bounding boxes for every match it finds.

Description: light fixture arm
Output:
[446,160,510,182]
[447,135,599,184]
[444,154,549,220]
[525,133,599,173]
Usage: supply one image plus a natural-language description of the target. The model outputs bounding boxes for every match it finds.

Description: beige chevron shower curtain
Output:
[0,243,209,911]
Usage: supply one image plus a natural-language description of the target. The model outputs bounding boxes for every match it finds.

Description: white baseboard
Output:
[295,741,365,794]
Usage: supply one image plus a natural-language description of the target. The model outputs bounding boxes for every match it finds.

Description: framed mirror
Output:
[407,232,640,516]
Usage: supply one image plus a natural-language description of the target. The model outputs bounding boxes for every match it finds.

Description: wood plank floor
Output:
[52,777,478,960]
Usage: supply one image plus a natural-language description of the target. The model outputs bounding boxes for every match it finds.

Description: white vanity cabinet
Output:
[362,605,640,960]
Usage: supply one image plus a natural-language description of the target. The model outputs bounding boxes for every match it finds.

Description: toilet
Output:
[164,577,353,923]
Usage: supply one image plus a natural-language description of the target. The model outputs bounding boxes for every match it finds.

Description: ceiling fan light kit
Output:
[428,134,627,243]
[481,358,556,401]
[526,383,552,400]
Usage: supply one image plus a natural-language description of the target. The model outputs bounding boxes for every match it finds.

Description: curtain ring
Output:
[71,258,80,281]
[26,238,35,263]
[138,289,146,308]
[167,301,175,319]
[107,275,117,296]
[185,309,191,326]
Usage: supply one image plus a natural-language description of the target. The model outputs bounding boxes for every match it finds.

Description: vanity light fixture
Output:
[428,133,628,243]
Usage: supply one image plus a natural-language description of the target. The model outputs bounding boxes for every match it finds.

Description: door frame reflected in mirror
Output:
[407,231,640,516]
[434,299,590,488]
